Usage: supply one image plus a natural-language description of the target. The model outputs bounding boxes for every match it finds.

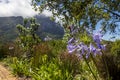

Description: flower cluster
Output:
[67,29,106,59]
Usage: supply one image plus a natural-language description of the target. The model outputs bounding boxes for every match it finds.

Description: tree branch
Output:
[104,8,120,17]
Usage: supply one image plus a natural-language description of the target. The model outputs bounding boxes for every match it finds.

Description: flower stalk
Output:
[101,50,111,80]
[82,54,97,80]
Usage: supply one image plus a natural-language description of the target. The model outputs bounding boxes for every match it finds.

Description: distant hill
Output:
[0,15,64,43]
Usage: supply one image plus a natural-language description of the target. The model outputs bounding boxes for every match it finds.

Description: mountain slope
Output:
[0,15,64,43]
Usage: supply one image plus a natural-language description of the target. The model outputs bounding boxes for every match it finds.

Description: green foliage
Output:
[74,61,101,80]
[5,55,73,80]
[48,40,67,55]
[4,57,32,77]
[111,40,120,56]
[78,32,92,45]
[32,0,120,33]
[11,58,31,77]
[16,18,40,57]
[31,56,73,80]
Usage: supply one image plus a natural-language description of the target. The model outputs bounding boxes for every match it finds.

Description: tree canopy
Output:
[32,0,120,34]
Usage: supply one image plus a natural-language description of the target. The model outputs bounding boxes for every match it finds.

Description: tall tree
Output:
[32,0,120,34]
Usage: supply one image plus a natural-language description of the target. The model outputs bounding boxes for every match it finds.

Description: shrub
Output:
[59,51,81,76]
[32,42,52,67]
[96,53,120,80]
[111,40,120,56]
[0,43,10,59]
[32,40,66,67]
[48,40,67,56]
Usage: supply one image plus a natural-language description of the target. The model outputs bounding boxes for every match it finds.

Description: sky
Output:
[95,21,120,41]
[0,0,52,17]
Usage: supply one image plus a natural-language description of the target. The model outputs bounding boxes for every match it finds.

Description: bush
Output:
[111,40,120,56]
[0,43,10,59]
[0,42,25,59]
[32,40,66,67]
[59,52,81,76]
[96,53,120,80]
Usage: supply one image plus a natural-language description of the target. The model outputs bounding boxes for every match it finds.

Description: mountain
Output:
[0,15,64,43]
[34,15,64,39]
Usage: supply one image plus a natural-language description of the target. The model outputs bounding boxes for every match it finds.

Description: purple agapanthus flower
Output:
[88,43,103,57]
[89,43,96,53]
[93,30,103,42]
[67,44,77,53]
[77,42,88,54]
[68,37,75,44]
[93,33,101,44]
[86,53,90,59]
[93,30,104,49]
[67,28,106,59]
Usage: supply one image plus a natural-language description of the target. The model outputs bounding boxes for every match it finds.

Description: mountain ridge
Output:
[0,15,64,43]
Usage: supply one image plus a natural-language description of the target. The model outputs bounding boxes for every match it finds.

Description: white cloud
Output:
[0,0,52,17]
[42,10,52,17]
